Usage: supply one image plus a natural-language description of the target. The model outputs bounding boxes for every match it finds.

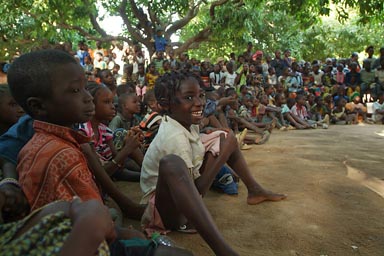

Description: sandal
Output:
[177,224,198,234]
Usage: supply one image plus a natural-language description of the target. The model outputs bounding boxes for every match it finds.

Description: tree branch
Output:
[148,1,161,29]
[165,4,200,39]
[210,0,231,20]
[174,27,212,55]
[128,0,152,37]
[119,0,150,46]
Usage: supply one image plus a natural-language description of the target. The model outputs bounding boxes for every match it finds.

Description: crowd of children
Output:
[0,40,383,255]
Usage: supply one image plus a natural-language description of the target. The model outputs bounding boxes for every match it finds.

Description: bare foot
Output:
[247,191,287,205]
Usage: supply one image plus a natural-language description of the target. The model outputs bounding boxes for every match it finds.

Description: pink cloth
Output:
[141,193,170,237]
[200,130,228,156]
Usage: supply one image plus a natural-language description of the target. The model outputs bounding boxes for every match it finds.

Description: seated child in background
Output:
[345,62,361,97]
[333,63,345,88]
[301,65,314,90]
[332,98,355,124]
[109,93,141,131]
[267,67,277,86]
[360,59,376,101]
[140,71,286,256]
[275,94,310,129]
[371,92,384,124]
[0,84,25,135]
[310,96,330,128]
[309,63,324,96]
[275,93,307,130]
[79,83,142,182]
[321,65,334,93]
[258,94,287,131]
[345,93,369,124]
[374,57,384,99]
[139,90,162,151]
[136,63,146,101]
[225,88,270,144]
[145,63,159,91]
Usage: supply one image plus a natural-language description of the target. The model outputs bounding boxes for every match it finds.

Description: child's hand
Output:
[124,131,141,150]
[69,197,117,242]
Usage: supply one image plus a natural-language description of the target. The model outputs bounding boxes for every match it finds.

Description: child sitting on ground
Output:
[139,90,162,152]
[109,93,142,131]
[331,98,355,124]
[9,50,107,210]
[275,94,310,129]
[136,63,147,101]
[310,96,330,128]
[224,88,271,144]
[79,83,143,182]
[145,63,159,91]
[140,71,286,256]
[0,84,25,135]
[372,92,384,124]
[290,94,316,127]
[345,93,369,124]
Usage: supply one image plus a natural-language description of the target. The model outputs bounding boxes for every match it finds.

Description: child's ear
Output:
[157,98,169,110]
[26,97,47,117]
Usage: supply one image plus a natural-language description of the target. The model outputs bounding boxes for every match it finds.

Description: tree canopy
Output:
[0,0,383,60]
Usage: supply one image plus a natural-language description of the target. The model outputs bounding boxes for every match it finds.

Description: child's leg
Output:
[112,168,141,182]
[129,148,144,167]
[284,113,304,129]
[199,132,286,204]
[155,155,238,256]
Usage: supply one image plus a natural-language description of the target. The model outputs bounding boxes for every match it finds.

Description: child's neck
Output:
[121,110,134,120]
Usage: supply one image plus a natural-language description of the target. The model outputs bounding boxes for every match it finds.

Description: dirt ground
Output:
[117,124,384,256]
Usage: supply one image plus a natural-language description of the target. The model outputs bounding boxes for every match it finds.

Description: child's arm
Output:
[80,143,145,220]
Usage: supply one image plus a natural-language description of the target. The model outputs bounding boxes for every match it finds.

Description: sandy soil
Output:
[117,124,384,256]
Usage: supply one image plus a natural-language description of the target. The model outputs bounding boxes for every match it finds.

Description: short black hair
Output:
[154,71,199,112]
[7,50,77,114]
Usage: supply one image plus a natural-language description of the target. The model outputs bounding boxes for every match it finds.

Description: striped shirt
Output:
[79,121,113,162]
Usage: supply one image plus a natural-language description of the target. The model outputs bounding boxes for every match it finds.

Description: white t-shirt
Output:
[372,101,384,122]
[375,69,384,83]
[222,72,237,87]
[140,116,204,204]
[310,71,324,85]
[209,72,223,85]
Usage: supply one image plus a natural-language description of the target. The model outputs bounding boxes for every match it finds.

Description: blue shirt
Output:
[0,115,34,164]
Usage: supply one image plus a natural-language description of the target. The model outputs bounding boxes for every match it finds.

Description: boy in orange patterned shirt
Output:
[8,50,103,210]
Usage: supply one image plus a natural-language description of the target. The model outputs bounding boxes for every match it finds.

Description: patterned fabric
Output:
[139,112,162,150]
[145,73,159,91]
[79,121,113,162]
[17,121,102,211]
[0,211,109,255]
[291,103,309,120]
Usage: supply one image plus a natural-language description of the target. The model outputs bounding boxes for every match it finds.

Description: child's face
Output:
[42,63,94,127]
[353,96,361,104]
[277,95,286,104]
[101,71,115,86]
[138,65,144,74]
[297,97,306,105]
[169,79,204,130]
[260,95,269,105]
[0,94,25,127]
[337,65,343,72]
[123,95,141,115]
[94,87,116,121]
[312,65,319,73]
